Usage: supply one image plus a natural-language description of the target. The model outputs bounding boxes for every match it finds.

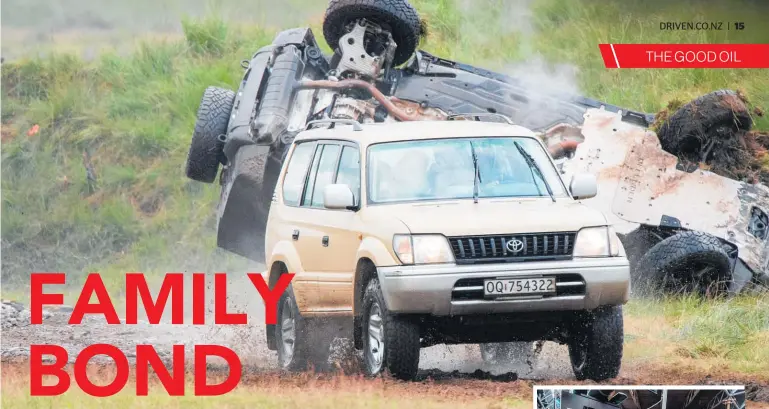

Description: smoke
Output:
[503,56,582,98]
[458,0,582,100]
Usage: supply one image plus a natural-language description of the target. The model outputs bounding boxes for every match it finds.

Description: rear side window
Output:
[309,144,341,207]
[282,143,316,206]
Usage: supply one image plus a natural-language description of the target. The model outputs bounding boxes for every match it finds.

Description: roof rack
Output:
[447,113,514,125]
[305,118,363,131]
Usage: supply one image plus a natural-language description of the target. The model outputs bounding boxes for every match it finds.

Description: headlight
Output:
[392,234,455,264]
[573,226,618,257]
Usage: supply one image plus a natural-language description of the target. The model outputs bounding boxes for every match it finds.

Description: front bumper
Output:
[377,257,630,316]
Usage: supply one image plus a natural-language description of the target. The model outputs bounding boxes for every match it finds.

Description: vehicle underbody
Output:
[185,0,768,295]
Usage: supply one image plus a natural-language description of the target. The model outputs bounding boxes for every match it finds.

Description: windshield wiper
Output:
[514,141,555,203]
[470,141,482,203]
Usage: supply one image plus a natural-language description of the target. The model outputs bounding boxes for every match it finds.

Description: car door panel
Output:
[313,144,362,312]
[268,141,320,313]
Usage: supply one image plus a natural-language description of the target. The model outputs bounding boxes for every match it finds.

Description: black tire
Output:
[361,278,420,380]
[323,0,424,66]
[568,305,623,381]
[656,90,752,164]
[634,231,732,296]
[185,86,235,183]
[275,283,333,371]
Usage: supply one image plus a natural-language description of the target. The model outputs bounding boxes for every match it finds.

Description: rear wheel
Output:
[185,86,234,183]
[568,306,623,381]
[276,284,333,371]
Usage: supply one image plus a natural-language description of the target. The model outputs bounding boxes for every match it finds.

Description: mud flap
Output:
[730,258,754,294]
[216,145,274,262]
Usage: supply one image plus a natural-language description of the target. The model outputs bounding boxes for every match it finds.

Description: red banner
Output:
[598,44,769,68]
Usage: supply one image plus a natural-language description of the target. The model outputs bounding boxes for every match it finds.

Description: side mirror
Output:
[569,173,597,200]
[323,184,355,210]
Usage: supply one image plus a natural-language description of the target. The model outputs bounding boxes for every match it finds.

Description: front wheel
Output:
[568,305,623,381]
[361,278,420,380]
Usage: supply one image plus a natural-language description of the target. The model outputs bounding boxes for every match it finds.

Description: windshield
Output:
[367,137,567,204]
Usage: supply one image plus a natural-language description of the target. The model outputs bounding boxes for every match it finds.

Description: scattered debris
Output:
[417,368,518,382]
[653,91,769,185]
[26,124,39,137]
[1,300,51,329]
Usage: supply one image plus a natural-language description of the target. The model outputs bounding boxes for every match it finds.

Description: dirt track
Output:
[2,297,768,407]
[2,276,768,406]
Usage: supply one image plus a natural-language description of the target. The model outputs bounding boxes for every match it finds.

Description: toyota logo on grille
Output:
[506,239,525,253]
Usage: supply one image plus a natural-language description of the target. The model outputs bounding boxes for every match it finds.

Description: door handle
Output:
[322,236,329,247]
[292,229,300,241]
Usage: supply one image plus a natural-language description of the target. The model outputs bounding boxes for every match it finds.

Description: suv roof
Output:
[295,120,539,146]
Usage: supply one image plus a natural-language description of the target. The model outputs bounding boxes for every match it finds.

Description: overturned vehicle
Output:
[184,0,769,296]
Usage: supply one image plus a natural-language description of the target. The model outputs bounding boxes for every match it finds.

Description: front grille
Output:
[448,232,577,264]
[451,273,586,301]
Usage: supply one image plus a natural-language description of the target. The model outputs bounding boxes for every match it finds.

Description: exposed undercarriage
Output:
[213,21,651,260]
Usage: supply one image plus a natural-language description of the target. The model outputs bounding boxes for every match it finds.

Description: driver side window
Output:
[335,146,361,206]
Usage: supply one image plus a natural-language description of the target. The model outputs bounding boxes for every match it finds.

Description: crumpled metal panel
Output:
[555,107,769,278]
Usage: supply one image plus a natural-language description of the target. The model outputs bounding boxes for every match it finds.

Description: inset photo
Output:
[535,387,746,409]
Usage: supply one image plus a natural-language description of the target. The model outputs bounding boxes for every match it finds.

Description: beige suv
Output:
[264,118,630,381]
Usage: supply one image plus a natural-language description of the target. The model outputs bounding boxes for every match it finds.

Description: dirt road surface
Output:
[2,274,768,408]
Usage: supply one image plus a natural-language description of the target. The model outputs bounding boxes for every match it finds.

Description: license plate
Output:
[483,277,556,296]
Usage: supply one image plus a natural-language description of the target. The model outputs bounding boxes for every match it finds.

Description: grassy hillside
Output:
[2,0,769,289]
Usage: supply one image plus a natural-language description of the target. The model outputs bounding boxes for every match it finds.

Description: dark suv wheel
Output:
[634,231,732,296]
[185,86,235,183]
[323,0,424,66]
[361,278,420,380]
[568,305,623,381]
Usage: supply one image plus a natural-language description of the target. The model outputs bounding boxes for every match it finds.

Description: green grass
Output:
[624,292,769,375]
[1,18,273,289]
[2,0,769,294]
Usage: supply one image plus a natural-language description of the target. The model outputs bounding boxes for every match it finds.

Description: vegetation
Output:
[625,292,769,376]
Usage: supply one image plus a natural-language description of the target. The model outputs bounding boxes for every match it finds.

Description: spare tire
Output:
[323,0,423,66]
[656,90,752,164]
[633,230,732,296]
[185,86,235,183]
